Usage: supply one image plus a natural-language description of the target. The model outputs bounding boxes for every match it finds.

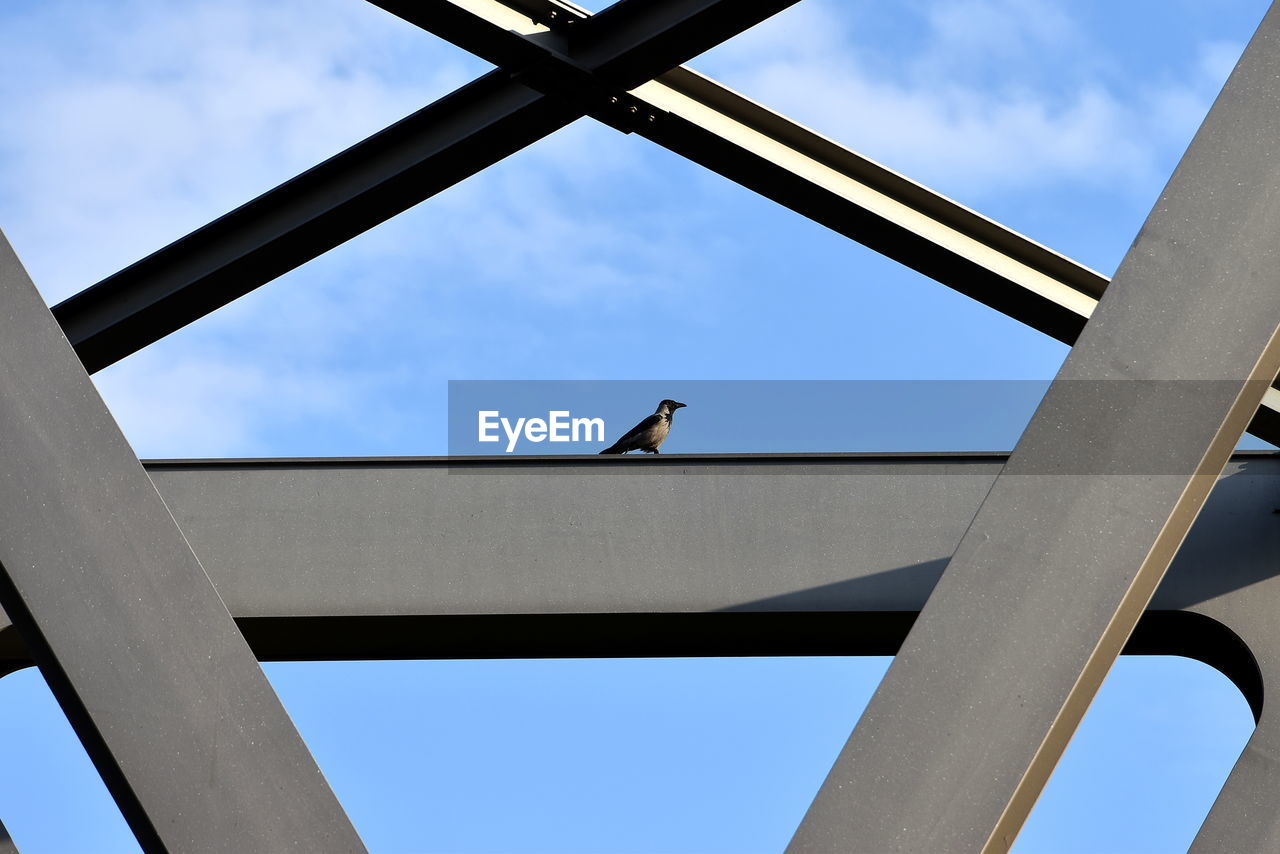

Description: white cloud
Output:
[0,0,1251,457]
[698,0,1240,199]
[0,0,724,455]
[0,0,482,302]
[920,0,1082,66]
[92,349,342,457]
[0,0,716,309]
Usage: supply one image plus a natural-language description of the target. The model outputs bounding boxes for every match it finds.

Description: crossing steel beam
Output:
[0,453,1276,851]
[372,0,1280,446]
[49,0,797,374]
[0,231,366,854]
[14,0,1280,850]
[787,6,1280,851]
[385,0,1107,341]
[48,0,1280,441]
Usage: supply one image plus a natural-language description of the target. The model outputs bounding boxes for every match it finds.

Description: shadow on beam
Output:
[0,610,1261,722]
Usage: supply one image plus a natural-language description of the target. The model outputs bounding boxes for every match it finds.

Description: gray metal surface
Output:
[51,0,796,374]
[0,453,1274,848]
[385,0,1280,445]
[121,452,1280,853]
[1181,459,1280,853]
[0,231,366,854]
[52,73,579,373]
[0,453,1265,680]
[0,819,15,854]
[787,6,1280,852]
[11,0,1280,848]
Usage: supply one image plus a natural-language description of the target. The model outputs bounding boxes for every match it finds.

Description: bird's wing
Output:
[614,413,662,446]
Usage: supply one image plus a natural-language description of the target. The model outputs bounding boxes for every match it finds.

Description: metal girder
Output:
[374,0,1105,343]
[0,454,1276,850]
[0,452,1271,707]
[390,0,1106,339]
[52,73,579,374]
[18,0,1280,849]
[372,0,1280,446]
[787,6,1280,851]
[0,231,365,853]
[49,0,796,374]
[116,450,1280,854]
[47,0,1280,440]
[0,452,1270,710]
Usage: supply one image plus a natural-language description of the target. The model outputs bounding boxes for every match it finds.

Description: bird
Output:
[599,399,687,454]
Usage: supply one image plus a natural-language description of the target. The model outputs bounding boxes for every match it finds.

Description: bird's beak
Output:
[673,401,687,409]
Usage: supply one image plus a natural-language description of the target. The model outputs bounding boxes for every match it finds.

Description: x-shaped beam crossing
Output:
[4,0,1280,851]
[47,0,1280,444]
[0,1,800,851]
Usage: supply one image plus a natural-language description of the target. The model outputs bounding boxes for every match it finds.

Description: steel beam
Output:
[787,6,1280,851]
[52,73,579,373]
[0,454,1003,670]
[396,0,1105,338]
[0,453,1266,693]
[140,452,1280,852]
[1172,462,1280,853]
[0,230,366,853]
[50,0,1280,440]
[20,3,1280,848]
[0,453,1275,849]
[50,0,796,374]
[383,0,1280,446]
[625,70,1279,441]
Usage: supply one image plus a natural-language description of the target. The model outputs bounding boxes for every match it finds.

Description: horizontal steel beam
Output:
[51,0,796,373]
[0,454,1274,850]
[0,453,1268,683]
[388,0,1280,445]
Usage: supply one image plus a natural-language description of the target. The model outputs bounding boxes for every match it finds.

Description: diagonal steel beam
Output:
[52,72,578,374]
[383,0,1107,340]
[4,453,1278,849]
[50,0,796,373]
[2,453,1277,848]
[787,6,1280,852]
[51,0,1280,442]
[0,229,366,853]
[383,0,1280,445]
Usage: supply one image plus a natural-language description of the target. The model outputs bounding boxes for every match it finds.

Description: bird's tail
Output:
[599,444,624,455]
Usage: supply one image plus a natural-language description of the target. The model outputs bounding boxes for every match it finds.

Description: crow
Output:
[599,399,687,454]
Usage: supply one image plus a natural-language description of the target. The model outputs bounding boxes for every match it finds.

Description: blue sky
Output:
[0,0,1272,851]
